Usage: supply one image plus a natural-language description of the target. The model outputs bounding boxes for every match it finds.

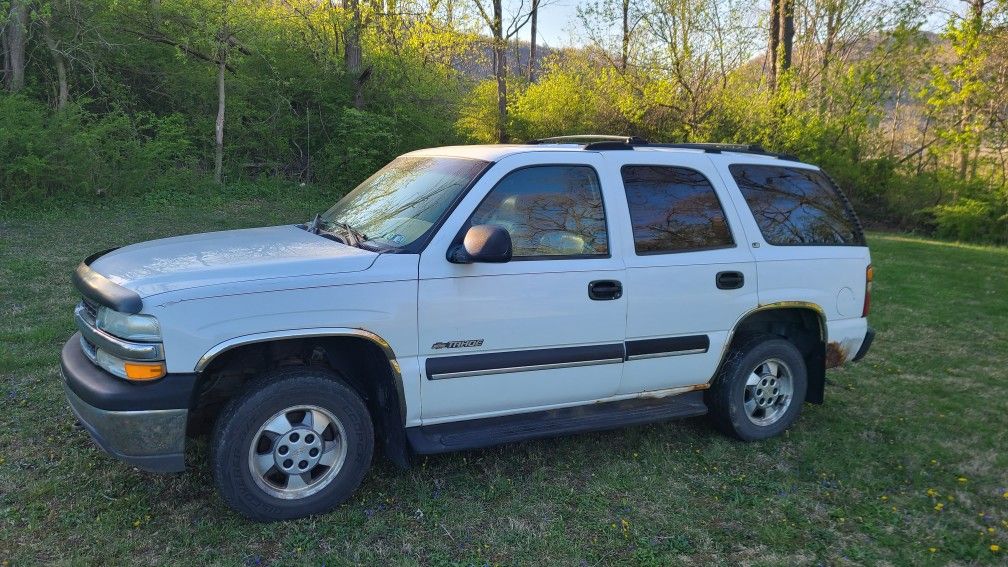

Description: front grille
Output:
[80,298,98,325]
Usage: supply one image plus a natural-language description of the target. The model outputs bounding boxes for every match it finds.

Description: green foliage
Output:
[2,0,1006,243]
[0,95,191,200]
[315,108,401,194]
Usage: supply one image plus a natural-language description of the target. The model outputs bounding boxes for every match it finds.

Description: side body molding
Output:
[195,327,406,424]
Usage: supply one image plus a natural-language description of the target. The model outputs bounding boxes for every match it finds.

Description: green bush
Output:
[932,197,1008,243]
[314,108,401,195]
[0,95,192,201]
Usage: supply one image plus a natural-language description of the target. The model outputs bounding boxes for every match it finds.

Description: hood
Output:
[89,225,378,297]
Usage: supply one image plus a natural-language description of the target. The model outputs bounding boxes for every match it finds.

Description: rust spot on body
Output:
[825,341,847,369]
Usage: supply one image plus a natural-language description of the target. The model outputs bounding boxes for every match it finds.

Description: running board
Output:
[407,391,708,454]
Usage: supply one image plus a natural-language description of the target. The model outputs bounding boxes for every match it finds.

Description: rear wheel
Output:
[211,368,374,521]
[707,335,807,441]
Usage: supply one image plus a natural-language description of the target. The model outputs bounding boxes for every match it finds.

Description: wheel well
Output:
[730,307,827,404]
[189,336,410,468]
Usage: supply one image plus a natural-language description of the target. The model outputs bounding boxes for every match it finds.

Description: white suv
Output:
[61,136,874,521]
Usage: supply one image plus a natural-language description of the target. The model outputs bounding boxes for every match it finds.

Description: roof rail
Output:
[524,135,799,161]
[527,135,650,145]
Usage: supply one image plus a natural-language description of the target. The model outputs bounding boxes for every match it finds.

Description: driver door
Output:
[417,152,628,422]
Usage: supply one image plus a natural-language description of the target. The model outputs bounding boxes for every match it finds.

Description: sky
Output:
[513,0,960,49]
[533,1,583,47]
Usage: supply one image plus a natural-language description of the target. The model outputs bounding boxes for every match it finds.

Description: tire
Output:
[706,334,808,441]
[211,367,374,521]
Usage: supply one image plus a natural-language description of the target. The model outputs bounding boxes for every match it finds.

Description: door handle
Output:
[589,280,623,300]
[716,271,745,290]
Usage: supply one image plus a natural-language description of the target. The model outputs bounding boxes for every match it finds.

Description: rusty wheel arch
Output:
[712,302,830,404]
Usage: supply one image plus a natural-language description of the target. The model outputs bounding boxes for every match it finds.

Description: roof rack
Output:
[634,142,799,161]
[526,135,650,145]
[525,135,798,161]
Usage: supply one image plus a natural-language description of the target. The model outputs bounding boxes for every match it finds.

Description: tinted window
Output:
[621,166,734,254]
[729,164,863,246]
[469,165,608,258]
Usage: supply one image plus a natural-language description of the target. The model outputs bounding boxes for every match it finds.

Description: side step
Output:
[407,391,708,454]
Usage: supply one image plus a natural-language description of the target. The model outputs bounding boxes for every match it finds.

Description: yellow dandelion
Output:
[934,503,944,511]
[1003,491,1008,499]
[957,477,967,483]
[988,528,996,534]
[880,495,889,501]
[927,488,939,497]
[928,547,937,553]
[991,545,1000,553]
[930,459,937,465]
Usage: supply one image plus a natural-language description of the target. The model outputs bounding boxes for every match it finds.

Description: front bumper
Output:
[61,334,196,473]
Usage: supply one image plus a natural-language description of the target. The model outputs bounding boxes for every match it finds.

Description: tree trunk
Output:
[6,0,28,92]
[768,0,780,91]
[780,0,794,74]
[42,21,69,110]
[528,0,538,81]
[2,24,10,88]
[343,0,364,108]
[493,0,506,142]
[214,39,227,185]
[621,0,630,71]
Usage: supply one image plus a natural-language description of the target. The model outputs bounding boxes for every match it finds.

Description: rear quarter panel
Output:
[711,157,871,361]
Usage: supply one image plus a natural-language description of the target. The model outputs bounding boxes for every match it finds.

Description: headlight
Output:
[96,307,161,342]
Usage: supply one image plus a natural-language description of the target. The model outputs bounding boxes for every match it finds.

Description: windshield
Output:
[320,156,489,250]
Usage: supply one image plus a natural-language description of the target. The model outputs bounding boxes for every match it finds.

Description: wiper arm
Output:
[307,212,323,234]
[334,222,367,248]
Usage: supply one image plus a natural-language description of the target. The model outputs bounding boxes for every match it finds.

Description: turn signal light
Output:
[124,361,166,381]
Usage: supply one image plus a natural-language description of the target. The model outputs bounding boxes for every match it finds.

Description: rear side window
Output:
[729,164,864,246]
[621,165,734,254]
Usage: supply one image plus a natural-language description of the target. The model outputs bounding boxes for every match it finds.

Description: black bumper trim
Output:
[852,327,875,362]
[61,334,197,411]
[65,389,186,473]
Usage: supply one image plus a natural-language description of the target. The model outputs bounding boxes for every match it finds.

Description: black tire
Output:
[211,367,374,521]
[706,334,808,441]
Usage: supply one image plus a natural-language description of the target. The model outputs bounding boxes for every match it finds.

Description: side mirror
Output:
[447,224,513,264]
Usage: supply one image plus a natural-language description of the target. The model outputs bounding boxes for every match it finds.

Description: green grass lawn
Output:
[1,192,1006,565]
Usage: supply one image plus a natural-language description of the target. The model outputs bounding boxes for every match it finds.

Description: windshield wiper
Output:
[333,221,367,248]
[306,214,369,248]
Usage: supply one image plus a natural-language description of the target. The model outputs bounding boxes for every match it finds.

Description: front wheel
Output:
[707,335,808,441]
[211,368,374,521]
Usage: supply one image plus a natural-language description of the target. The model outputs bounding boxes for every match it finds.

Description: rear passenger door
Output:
[608,153,759,393]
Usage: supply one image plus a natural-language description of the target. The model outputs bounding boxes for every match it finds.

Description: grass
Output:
[1,189,1007,565]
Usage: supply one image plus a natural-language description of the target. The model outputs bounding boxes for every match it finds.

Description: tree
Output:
[768,0,780,90]
[4,0,29,92]
[528,0,538,81]
[473,0,535,142]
